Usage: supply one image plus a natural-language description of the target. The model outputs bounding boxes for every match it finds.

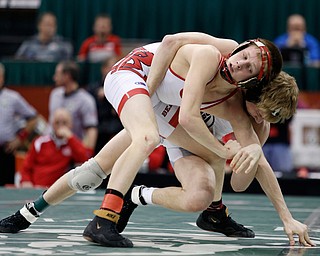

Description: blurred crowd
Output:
[1,12,320,187]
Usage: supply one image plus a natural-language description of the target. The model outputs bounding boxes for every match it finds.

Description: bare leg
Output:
[153,155,215,212]
[107,95,160,195]
[83,95,160,247]
[167,125,225,201]
[43,174,76,205]
[155,125,254,237]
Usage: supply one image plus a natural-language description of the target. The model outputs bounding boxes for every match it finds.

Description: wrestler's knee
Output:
[132,130,160,156]
[67,158,107,192]
[184,192,214,212]
[183,181,215,212]
[230,175,250,192]
[145,131,160,152]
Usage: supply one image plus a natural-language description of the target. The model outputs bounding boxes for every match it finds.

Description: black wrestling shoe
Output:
[196,205,255,238]
[116,185,138,233]
[0,210,31,233]
[83,214,133,247]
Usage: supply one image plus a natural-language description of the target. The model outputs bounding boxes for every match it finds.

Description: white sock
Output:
[141,187,156,205]
[20,203,38,223]
[131,186,156,205]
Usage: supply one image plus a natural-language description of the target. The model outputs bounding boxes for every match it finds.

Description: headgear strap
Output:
[219,56,237,85]
[251,39,272,82]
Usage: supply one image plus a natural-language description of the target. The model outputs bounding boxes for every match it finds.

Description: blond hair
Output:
[257,71,299,123]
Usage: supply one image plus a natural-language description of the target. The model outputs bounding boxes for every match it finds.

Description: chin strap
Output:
[219,57,237,86]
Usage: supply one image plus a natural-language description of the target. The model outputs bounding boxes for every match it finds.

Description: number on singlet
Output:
[111,47,154,80]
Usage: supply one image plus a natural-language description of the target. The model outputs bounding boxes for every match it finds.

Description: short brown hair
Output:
[257,71,299,123]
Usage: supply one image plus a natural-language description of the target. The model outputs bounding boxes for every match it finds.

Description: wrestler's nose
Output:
[236,60,247,69]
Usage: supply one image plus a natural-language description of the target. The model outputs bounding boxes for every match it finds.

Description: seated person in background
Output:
[0,63,38,186]
[86,56,123,153]
[19,108,90,188]
[274,14,320,66]
[15,12,73,62]
[77,14,122,63]
[49,61,98,156]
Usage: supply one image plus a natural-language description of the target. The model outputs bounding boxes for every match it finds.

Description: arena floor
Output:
[0,188,319,255]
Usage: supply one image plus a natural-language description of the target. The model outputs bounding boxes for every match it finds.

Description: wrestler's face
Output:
[245,101,264,124]
[226,45,262,82]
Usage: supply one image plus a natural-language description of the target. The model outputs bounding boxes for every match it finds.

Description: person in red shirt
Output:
[77,14,122,63]
[19,108,90,188]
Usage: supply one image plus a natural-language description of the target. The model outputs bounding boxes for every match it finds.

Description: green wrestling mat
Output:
[0,188,319,255]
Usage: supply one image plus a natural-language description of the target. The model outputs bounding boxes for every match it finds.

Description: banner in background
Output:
[291,109,320,169]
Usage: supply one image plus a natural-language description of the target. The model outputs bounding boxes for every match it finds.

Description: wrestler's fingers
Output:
[232,155,248,173]
[232,149,249,166]
[299,236,311,247]
[288,233,295,246]
[230,151,242,167]
[304,233,315,246]
[238,158,252,173]
[233,161,245,174]
[244,161,255,174]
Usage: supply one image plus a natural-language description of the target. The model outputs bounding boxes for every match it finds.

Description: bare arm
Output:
[216,97,264,175]
[245,111,312,245]
[224,99,313,246]
[255,157,313,246]
[147,32,238,95]
[178,45,240,159]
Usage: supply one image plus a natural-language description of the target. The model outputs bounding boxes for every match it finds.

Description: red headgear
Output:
[220,39,272,89]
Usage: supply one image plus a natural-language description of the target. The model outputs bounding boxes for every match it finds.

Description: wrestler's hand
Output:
[283,218,315,247]
[224,140,241,159]
[230,143,261,174]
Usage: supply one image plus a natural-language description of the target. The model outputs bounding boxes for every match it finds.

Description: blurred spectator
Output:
[262,118,294,177]
[19,108,89,188]
[15,12,73,62]
[274,14,320,67]
[0,63,38,186]
[49,61,98,156]
[86,56,123,153]
[77,14,122,63]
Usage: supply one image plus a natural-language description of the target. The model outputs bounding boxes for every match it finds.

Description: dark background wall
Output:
[2,0,320,60]
[37,0,320,53]
[0,8,37,58]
